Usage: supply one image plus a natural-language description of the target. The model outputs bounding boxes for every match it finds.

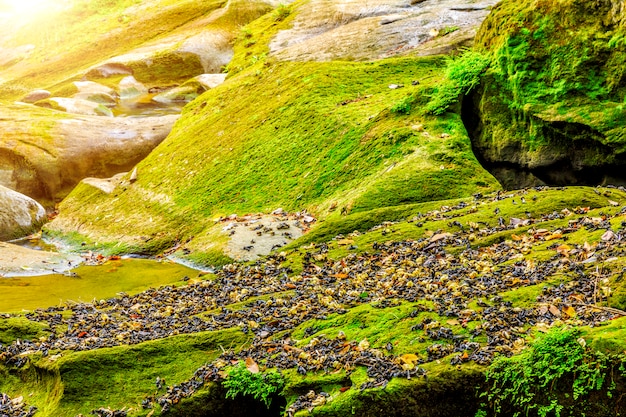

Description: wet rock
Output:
[0,185,45,241]
[73,81,118,106]
[152,82,205,104]
[21,89,51,103]
[0,241,81,276]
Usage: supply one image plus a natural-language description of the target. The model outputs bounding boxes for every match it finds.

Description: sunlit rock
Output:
[118,76,148,99]
[36,97,115,117]
[0,184,45,241]
[20,89,51,103]
[0,105,179,207]
[269,0,499,61]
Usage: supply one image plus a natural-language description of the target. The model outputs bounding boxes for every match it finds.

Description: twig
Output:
[571,303,626,317]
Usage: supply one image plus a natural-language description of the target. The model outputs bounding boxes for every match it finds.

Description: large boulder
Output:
[0,105,178,208]
[269,0,499,61]
[464,0,626,189]
[0,185,45,241]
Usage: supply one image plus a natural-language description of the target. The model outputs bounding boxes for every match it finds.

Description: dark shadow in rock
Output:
[461,89,626,190]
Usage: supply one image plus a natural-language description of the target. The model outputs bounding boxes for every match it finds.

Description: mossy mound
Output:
[464,0,626,189]
[45,56,499,263]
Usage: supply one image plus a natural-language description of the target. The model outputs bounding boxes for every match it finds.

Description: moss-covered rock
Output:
[465,0,626,189]
[45,56,499,262]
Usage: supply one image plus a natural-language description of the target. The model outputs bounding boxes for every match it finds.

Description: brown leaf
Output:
[548,304,561,317]
[245,357,260,374]
[430,232,453,243]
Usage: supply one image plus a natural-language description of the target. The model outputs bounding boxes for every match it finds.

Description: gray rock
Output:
[268,0,499,61]
[0,185,46,241]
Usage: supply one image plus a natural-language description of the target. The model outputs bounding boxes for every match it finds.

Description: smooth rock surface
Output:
[21,89,51,103]
[269,0,499,61]
[0,241,81,277]
[0,105,179,207]
[0,185,46,241]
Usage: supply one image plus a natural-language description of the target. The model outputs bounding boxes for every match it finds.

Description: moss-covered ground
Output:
[4,186,626,416]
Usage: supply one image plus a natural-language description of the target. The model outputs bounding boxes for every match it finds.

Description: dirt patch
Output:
[222,210,315,261]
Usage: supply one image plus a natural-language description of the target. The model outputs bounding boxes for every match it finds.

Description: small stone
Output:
[21,89,51,103]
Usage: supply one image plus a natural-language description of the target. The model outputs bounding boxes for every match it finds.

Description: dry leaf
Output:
[546,232,563,241]
[429,232,452,243]
[563,306,577,318]
[601,230,616,241]
[548,304,561,317]
[245,357,260,374]
[337,239,354,246]
[399,353,419,364]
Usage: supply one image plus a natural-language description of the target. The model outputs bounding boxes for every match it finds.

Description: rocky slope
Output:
[42,0,504,264]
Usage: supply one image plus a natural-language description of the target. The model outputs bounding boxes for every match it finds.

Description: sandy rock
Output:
[21,89,51,103]
[81,173,127,194]
[0,105,179,207]
[195,74,227,89]
[0,185,46,241]
[85,62,133,78]
[0,241,81,277]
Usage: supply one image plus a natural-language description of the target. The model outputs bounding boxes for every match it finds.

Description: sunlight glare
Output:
[1,0,59,16]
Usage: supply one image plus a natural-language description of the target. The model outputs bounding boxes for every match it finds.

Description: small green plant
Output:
[223,361,285,408]
[477,327,621,417]
[274,4,291,21]
[425,49,490,115]
[391,95,413,115]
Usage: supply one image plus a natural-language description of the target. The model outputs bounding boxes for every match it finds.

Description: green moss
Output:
[1,328,250,417]
[0,317,49,344]
[48,56,498,261]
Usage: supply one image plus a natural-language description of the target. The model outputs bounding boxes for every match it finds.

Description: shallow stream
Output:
[0,256,199,313]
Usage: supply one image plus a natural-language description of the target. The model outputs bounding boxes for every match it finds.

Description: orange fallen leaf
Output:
[245,357,260,374]
[563,306,577,318]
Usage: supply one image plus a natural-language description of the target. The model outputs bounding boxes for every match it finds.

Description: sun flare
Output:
[1,0,61,16]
